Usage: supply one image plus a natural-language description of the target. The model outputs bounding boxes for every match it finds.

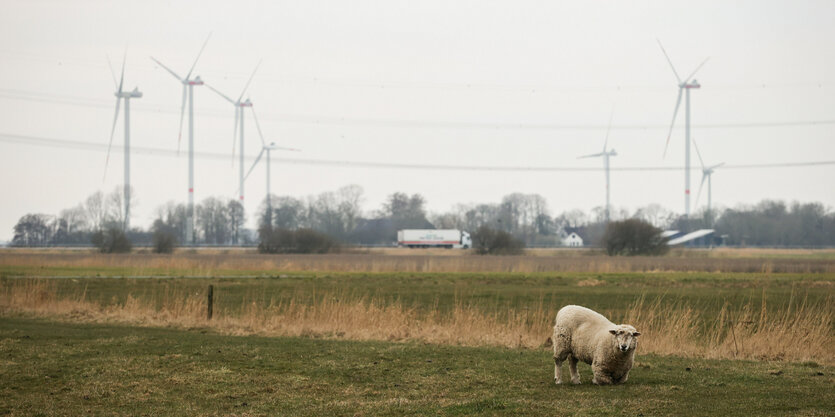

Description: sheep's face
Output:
[609,325,640,353]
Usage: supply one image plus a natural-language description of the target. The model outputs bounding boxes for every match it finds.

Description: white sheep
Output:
[550,305,640,385]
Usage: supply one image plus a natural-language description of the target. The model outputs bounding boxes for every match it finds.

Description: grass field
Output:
[1,318,833,416]
[2,248,834,275]
[1,248,834,415]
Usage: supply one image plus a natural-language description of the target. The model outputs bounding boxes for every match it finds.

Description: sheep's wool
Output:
[552,305,640,385]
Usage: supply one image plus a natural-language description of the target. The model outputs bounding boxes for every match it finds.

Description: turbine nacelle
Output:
[703,162,724,175]
[684,79,701,89]
[188,76,204,86]
[115,88,143,99]
[239,98,253,107]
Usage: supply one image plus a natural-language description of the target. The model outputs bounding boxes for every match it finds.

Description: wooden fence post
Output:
[207,285,214,320]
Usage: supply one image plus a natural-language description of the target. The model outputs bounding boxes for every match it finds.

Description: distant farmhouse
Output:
[563,232,584,247]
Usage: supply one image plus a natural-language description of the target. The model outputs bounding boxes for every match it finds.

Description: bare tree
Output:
[12,214,54,246]
[430,212,461,229]
[196,197,231,244]
[337,184,364,234]
[227,199,245,244]
[634,204,674,229]
[267,196,307,229]
[84,191,109,232]
[58,204,89,235]
[310,191,344,237]
[154,201,189,243]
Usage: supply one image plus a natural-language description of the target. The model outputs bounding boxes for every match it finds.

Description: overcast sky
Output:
[1,0,834,240]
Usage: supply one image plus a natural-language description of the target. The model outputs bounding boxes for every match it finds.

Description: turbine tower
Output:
[658,40,709,219]
[204,61,262,203]
[243,108,299,225]
[692,138,724,225]
[150,34,211,244]
[578,107,617,222]
[104,52,142,231]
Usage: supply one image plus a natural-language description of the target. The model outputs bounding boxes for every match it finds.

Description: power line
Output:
[2,89,835,131]
[2,132,833,173]
[1,49,831,93]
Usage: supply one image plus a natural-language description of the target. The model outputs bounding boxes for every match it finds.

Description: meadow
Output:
[1,248,833,415]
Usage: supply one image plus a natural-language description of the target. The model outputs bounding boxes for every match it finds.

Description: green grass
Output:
[3,271,831,323]
[1,317,832,416]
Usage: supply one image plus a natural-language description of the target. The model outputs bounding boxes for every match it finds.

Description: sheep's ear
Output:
[544,337,553,347]
[609,329,617,335]
[633,332,641,337]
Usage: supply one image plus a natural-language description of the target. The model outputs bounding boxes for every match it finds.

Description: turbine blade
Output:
[104,97,122,181]
[150,57,184,82]
[251,107,266,147]
[237,60,262,102]
[663,87,684,158]
[684,57,710,84]
[244,148,265,182]
[710,162,725,170]
[106,54,118,89]
[118,50,126,94]
[177,85,187,154]
[578,152,605,159]
[603,104,615,152]
[186,33,212,80]
[694,174,707,209]
[692,136,706,169]
[657,39,682,84]
[204,82,236,104]
[271,145,300,152]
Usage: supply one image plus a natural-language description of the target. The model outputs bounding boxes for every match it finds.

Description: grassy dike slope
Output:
[1,318,832,416]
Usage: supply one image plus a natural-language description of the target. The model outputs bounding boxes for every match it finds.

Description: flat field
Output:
[2,318,833,417]
[1,248,833,415]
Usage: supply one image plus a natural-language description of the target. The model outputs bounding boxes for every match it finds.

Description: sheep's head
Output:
[609,325,640,353]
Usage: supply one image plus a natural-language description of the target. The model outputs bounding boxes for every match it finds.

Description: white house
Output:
[563,232,584,247]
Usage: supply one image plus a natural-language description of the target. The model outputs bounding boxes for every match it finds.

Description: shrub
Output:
[258,227,340,254]
[150,219,178,254]
[472,225,525,255]
[602,218,669,256]
[152,229,177,254]
[294,228,340,253]
[91,227,133,254]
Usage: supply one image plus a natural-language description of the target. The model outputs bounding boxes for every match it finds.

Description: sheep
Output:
[550,305,640,385]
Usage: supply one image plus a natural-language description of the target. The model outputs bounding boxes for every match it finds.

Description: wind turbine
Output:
[104,51,142,231]
[150,34,211,244]
[692,138,724,225]
[578,107,617,222]
[204,61,262,203]
[243,108,299,224]
[658,39,709,219]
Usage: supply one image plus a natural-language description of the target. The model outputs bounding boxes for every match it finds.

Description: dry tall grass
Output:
[2,250,833,274]
[2,279,832,364]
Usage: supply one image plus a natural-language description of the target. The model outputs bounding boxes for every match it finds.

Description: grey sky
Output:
[1,0,834,240]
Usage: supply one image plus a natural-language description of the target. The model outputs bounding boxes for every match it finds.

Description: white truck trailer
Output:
[397,229,471,249]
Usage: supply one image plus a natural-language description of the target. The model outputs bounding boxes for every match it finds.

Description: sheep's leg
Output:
[614,372,629,384]
[591,368,613,385]
[553,356,563,384]
[591,360,614,385]
[568,356,581,384]
[553,329,571,385]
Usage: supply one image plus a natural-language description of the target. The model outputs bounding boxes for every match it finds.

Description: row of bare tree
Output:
[10,185,835,247]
